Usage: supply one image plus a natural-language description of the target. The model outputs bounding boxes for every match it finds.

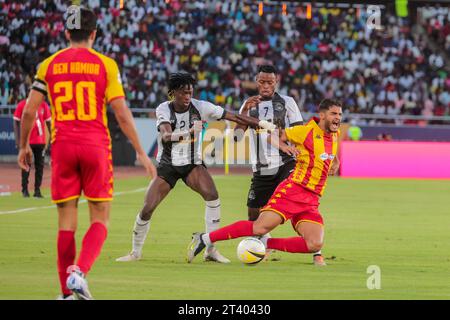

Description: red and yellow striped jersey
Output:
[32,47,125,147]
[285,117,339,196]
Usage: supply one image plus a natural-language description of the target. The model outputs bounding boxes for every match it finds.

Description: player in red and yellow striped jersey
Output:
[187,99,342,263]
[17,7,156,300]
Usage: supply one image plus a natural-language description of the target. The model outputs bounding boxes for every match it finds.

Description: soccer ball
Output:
[236,237,266,265]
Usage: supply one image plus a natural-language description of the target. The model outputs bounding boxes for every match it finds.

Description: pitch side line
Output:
[0,187,147,215]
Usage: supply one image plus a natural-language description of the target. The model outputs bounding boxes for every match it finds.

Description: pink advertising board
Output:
[340,141,450,179]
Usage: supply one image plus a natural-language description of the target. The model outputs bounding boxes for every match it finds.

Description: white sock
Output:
[132,213,151,255]
[313,250,322,256]
[259,233,272,247]
[201,233,212,246]
[205,199,221,247]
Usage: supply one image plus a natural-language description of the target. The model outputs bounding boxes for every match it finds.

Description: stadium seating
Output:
[0,0,448,120]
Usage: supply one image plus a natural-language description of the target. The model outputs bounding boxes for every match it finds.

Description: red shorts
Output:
[51,142,113,203]
[261,178,323,230]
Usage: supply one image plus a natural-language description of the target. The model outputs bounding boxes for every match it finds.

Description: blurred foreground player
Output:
[116,72,276,264]
[17,7,155,300]
[188,99,342,263]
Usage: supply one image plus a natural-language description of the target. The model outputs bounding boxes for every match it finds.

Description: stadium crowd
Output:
[422,5,450,55]
[0,0,449,122]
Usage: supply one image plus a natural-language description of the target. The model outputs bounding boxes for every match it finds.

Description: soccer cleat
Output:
[115,251,142,262]
[313,254,327,266]
[56,294,74,300]
[187,232,206,263]
[204,246,230,264]
[22,189,30,198]
[66,266,93,300]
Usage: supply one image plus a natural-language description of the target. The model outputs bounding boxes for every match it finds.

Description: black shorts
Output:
[157,162,206,189]
[246,161,296,209]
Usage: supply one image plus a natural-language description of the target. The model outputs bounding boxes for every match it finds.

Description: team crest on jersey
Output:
[273,102,284,112]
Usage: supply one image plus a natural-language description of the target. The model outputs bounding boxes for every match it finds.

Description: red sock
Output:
[57,230,76,296]
[267,237,310,253]
[76,222,108,274]
[209,220,254,243]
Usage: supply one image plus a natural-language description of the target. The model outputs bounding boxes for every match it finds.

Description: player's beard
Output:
[327,119,340,133]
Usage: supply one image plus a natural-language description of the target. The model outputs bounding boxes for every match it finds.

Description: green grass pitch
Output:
[1,175,450,300]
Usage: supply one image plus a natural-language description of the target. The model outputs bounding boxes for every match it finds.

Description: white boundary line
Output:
[0,187,147,216]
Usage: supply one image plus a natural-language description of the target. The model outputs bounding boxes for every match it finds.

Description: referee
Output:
[13,98,51,198]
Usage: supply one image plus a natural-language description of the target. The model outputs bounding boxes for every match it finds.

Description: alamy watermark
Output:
[65,5,81,30]
[366,5,383,31]
[366,265,381,290]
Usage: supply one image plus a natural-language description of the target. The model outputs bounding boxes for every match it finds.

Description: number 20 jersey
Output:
[32,47,125,148]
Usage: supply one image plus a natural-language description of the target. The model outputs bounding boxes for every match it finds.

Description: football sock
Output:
[57,230,76,296]
[267,237,310,253]
[205,199,221,246]
[313,250,322,256]
[259,233,272,247]
[132,213,151,255]
[77,222,108,274]
[208,220,254,243]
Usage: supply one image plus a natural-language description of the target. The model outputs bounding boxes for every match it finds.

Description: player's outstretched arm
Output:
[224,111,275,131]
[158,122,200,143]
[110,98,156,179]
[267,129,299,157]
[18,90,44,171]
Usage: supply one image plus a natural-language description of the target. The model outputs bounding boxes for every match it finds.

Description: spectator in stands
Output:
[347,119,363,141]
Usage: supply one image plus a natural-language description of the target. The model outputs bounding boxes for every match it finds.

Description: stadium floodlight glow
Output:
[306,3,312,19]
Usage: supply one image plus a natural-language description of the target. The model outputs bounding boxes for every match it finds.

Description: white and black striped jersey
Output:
[156,99,226,166]
[239,93,303,173]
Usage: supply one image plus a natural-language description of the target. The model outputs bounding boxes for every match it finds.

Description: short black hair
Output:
[65,7,97,43]
[257,64,277,75]
[168,72,196,95]
[318,99,342,112]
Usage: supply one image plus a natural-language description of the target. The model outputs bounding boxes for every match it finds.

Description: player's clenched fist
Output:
[242,95,261,112]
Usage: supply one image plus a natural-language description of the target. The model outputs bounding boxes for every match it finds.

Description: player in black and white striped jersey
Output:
[116,72,277,263]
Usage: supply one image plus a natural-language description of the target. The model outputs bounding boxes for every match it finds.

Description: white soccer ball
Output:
[237,237,266,265]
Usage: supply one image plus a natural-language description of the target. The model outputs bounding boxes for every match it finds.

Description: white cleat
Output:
[56,294,74,300]
[66,266,93,300]
[204,246,231,264]
[115,251,142,262]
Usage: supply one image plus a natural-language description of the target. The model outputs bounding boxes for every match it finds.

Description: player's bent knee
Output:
[306,240,323,253]
[252,225,271,236]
